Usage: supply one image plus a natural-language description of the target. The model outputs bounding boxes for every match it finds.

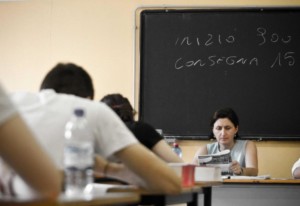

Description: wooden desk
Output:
[211,178,300,206]
[0,192,140,206]
[59,192,140,206]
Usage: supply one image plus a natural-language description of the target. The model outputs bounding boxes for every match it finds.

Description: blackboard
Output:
[138,8,300,140]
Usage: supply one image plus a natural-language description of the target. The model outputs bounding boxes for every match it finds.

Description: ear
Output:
[235,126,239,134]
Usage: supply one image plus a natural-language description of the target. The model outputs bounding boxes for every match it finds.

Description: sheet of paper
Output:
[222,174,271,180]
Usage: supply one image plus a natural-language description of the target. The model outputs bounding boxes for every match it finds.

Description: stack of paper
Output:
[194,166,222,182]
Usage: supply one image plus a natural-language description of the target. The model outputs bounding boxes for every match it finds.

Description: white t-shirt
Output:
[10,89,138,169]
[0,83,18,125]
[292,158,300,176]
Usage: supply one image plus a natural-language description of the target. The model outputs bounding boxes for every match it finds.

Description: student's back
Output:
[11,90,135,168]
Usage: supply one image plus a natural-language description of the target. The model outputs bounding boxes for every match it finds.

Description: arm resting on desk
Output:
[94,144,182,194]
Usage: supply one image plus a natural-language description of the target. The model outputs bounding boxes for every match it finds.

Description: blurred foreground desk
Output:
[211,178,300,206]
[59,192,140,206]
[0,192,140,206]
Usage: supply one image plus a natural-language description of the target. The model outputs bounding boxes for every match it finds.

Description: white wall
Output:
[1,0,299,102]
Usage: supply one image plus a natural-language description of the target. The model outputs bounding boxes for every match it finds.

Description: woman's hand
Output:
[230,160,243,175]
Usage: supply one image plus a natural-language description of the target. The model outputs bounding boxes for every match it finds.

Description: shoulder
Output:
[134,121,156,131]
[235,140,253,148]
[207,142,218,152]
[196,144,209,155]
[244,140,257,149]
[292,158,300,171]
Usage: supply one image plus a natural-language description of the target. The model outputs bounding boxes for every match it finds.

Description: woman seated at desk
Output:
[192,107,258,176]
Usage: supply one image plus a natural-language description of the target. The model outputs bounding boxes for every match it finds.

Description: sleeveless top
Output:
[206,140,248,167]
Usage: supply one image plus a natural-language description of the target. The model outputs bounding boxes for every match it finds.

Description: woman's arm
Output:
[192,145,208,164]
[243,140,258,176]
[0,115,62,198]
[151,140,183,163]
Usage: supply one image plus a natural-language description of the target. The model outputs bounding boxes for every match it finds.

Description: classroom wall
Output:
[0,0,299,178]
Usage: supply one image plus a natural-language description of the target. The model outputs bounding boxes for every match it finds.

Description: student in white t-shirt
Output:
[10,63,181,195]
[292,158,300,179]
[0,83,61,198]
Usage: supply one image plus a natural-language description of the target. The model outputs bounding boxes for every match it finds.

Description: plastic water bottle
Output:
[172,142,182,158]
[64,108,94,197]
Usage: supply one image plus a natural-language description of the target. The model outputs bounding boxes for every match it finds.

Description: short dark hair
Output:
[209,107,240,139]
[100,93,134,122]
[40,63,94,99]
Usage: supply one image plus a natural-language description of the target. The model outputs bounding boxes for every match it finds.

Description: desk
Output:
[59,192,140,206]
[211,178,300,206]
[109,186,201,206]
[109,182,221,206]
[0,192,140,206]
[195,181,223,206]
[138,186,202,206]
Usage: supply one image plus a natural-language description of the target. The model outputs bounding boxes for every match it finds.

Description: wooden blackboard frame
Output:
[135,7,300,141]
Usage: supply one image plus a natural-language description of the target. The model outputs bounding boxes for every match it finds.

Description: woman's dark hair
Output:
[40,63,94,99]
[100,93,134,122]
[209,107,240,139]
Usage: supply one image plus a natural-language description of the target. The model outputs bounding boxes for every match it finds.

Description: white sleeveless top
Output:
[207,140,248,167]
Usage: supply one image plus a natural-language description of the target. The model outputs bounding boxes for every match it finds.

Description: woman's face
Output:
[213,118,238,145]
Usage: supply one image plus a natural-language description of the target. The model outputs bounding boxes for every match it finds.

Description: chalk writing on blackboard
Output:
[173,27,295,70]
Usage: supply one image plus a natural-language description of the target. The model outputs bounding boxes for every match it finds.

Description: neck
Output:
[218,141,235,151]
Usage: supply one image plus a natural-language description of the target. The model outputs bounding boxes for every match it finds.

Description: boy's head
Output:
[40,63,94,99]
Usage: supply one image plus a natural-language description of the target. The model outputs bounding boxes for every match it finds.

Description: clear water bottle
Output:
[172,142,182,158]
[64,108,94,197]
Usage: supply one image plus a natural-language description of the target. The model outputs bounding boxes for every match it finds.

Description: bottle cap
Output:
[173,142,179,147]
[74,108,84,117]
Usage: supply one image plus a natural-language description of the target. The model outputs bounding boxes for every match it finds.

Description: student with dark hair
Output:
[40,63,94,99]
[0,83,61,198]
[10,62,181,195]
[192,108,258,176]
[101,93,183,163]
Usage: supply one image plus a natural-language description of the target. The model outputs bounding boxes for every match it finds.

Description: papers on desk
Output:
[195,166,222,182]
[222,174,271,180]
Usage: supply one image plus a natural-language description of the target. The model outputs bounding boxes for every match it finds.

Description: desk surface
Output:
[0,192,140,206]
[59,192,140,206]
[195,181,223,187]
[223,178,300,184]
